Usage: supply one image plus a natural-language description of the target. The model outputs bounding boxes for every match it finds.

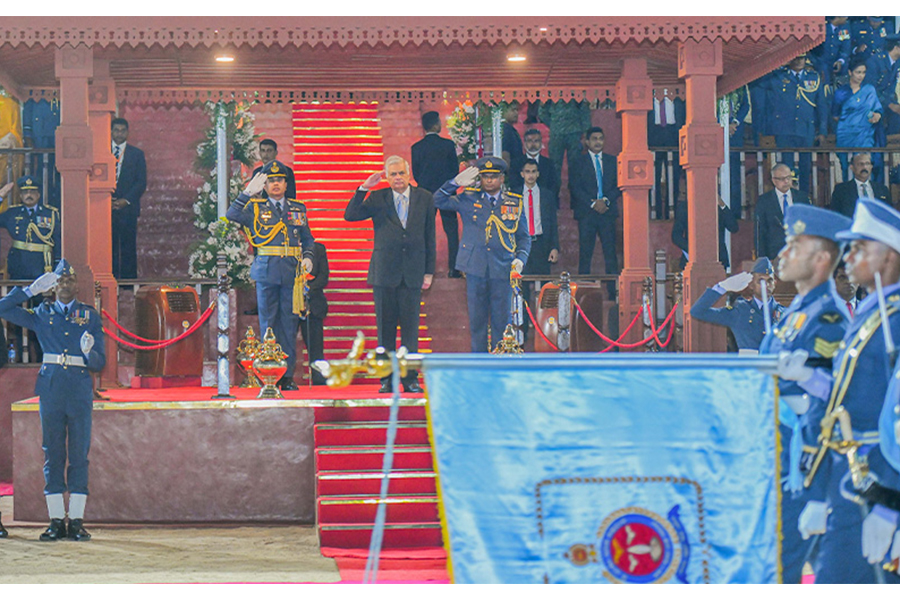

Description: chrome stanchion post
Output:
[557,271,571,352]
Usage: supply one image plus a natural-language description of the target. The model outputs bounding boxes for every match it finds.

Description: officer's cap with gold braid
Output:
[262,160,289,180]
[16,175,40,191]
[752,257,774,276]
[837,197,900,255]
[784,204,852,242]
[53,258,75,277]
[476,156,508,175]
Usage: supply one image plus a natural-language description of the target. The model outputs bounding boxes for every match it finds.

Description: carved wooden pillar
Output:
[54,44,94,293]
[678,39,726,353]
[615,58,654,345]
[89,59,118,383]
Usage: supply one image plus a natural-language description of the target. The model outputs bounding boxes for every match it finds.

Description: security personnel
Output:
[226,161,314,391]
[759,205,852,583]
[759,55,828,193]
[0,175,60,279]
[433,156,531,352]
[0,259,105,541]
[813,17,852,85]
[779,198,900,583]
[852,16,890,62]
[689,257,786,354]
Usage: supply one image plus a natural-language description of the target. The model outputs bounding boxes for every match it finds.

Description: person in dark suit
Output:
[500,102,523,168]
[508,129,560,197]
[512,158,558,343]
[671,175,739,271]
[411,111,462,278]
[345,156,435,393]
[110,118,146,280]
[298,241,329,386]
[251,139,297,200]
[569,126,620,298]
[755,163,811,260]
[830,152,892,218]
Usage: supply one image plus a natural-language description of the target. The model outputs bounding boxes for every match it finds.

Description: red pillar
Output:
[678,39,726,353]
[54,44,95,292]
[615,58,654,345]
[89,59,118,383]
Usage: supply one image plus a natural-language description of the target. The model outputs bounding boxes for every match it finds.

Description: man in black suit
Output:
[411,111,462,278]
[569,126,620,297]
[110,118,146,279]
[252,139,297,200]
[755,163,811,260]
[299,241,328,386]
[501,101,524,168]
[671,174,739,271]
[830,152,892,218]
[509,129,560,197]
[513,159,559,342]
[345,156,436,393]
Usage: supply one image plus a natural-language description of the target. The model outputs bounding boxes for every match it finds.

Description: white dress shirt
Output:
[523,184,543,236]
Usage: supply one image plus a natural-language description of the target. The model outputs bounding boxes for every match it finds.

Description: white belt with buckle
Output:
[738,349,759,356]
[43,353,86,368]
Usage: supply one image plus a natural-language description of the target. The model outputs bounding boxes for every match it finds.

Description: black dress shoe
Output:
[39,518,66,542]
[448,269,463,279]
[243,306,259,315]
[0,514,8,539]
[403,381,424,394]
[279,377,299,391]
[67,519,91,541]
[378,381,393,394]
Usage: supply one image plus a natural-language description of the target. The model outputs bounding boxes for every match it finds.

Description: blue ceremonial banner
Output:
[424,354,779,584]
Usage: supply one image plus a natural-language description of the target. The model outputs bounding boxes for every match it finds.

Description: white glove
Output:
[862,505,899,564]
[242,172,268,197]
[798,500,829,540]
[80,331,95,356]
[718,271,753,293]
[511,259,524,274]
[776,350,814,383]
[28,272,59,295]
[301,258,314,273]
[453,166,479,188]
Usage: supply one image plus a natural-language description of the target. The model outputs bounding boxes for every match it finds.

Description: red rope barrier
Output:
[596,308,647,353]
[101,302,216,350]
[644,302,679,348]
[573,299,679,351]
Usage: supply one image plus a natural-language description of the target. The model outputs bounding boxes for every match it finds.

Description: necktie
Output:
[397,194,408,228]
[846,301,854,317]
[660,99,668,126]
[781,193,789,214]
[113,144,121,182]
[64,305,69,316]
[594,154,604,198]
[527,189,536,236]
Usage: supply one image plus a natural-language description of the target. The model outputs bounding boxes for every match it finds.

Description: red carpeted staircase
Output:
[291,103,432,370]
[314,403,444,551]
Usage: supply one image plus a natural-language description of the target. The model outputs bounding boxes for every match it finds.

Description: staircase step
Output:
[315,421,429,446]
[318,494,438,524]
[317,470,437,496]
[314,405,427,423]
[318,522,443,549]
[315,445,434,471]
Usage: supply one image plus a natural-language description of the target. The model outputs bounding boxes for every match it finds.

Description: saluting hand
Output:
[28,272,59,295]
[360,171,384,190]
[0,181,13,199]
[454,166,479,188]
[718,271,752,293]
[243,172,268,197]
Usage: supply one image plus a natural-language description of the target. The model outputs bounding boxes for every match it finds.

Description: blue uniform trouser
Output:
[775,134,814,192]
[466,273,513,353]
[257,280,300,379]
[780,426,812,583]
[39,394,92,495]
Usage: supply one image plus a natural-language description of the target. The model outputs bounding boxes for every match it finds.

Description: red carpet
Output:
[326,547,448,583]
[0,482,12,496]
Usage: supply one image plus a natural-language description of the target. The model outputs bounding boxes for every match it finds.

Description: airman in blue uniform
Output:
[779,197,900,582]
[690,257,785,354]
[0,175,60,279]
[759,205,852,583]
[433,156,531,352]
[226,161,315,391]
[0,259,105,541]
[852,16,890,62]
[814,17,852,86]
[759,55,828,192]
[865,36,900,142]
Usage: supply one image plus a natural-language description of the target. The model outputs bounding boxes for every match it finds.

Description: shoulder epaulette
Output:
[287,198,305,205]
[46,205,59,212]
[24,308,35,315]
[464,186,481,193]
[504,191,523,199]
[248,197,267,203]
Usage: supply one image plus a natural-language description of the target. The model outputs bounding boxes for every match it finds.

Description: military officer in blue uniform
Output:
[226,161,315,391]
[759,55,828,192]
[433,157,531,352]
[0,259,105,541]
[852,16,890,62]
[814,17,852,86]
[778,197,900,583]
[865,36,900,142]
[690,257,785,354]
[759,205,852,583]
[0,175,60,279]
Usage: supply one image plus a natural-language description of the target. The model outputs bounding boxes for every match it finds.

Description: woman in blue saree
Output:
[833,55,883,178]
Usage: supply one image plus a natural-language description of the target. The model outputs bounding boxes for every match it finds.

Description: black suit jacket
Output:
[113,144,146,222]
[512,184,559,250]
[306,241,329,319]
[830,179,892,218]
[755,189,811,260]
[509,154,560,198]
[569,152,620,221]
[344,185,436,288]
[253,163,298,200]
[672,200,739,270]
[411,133,459,193]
